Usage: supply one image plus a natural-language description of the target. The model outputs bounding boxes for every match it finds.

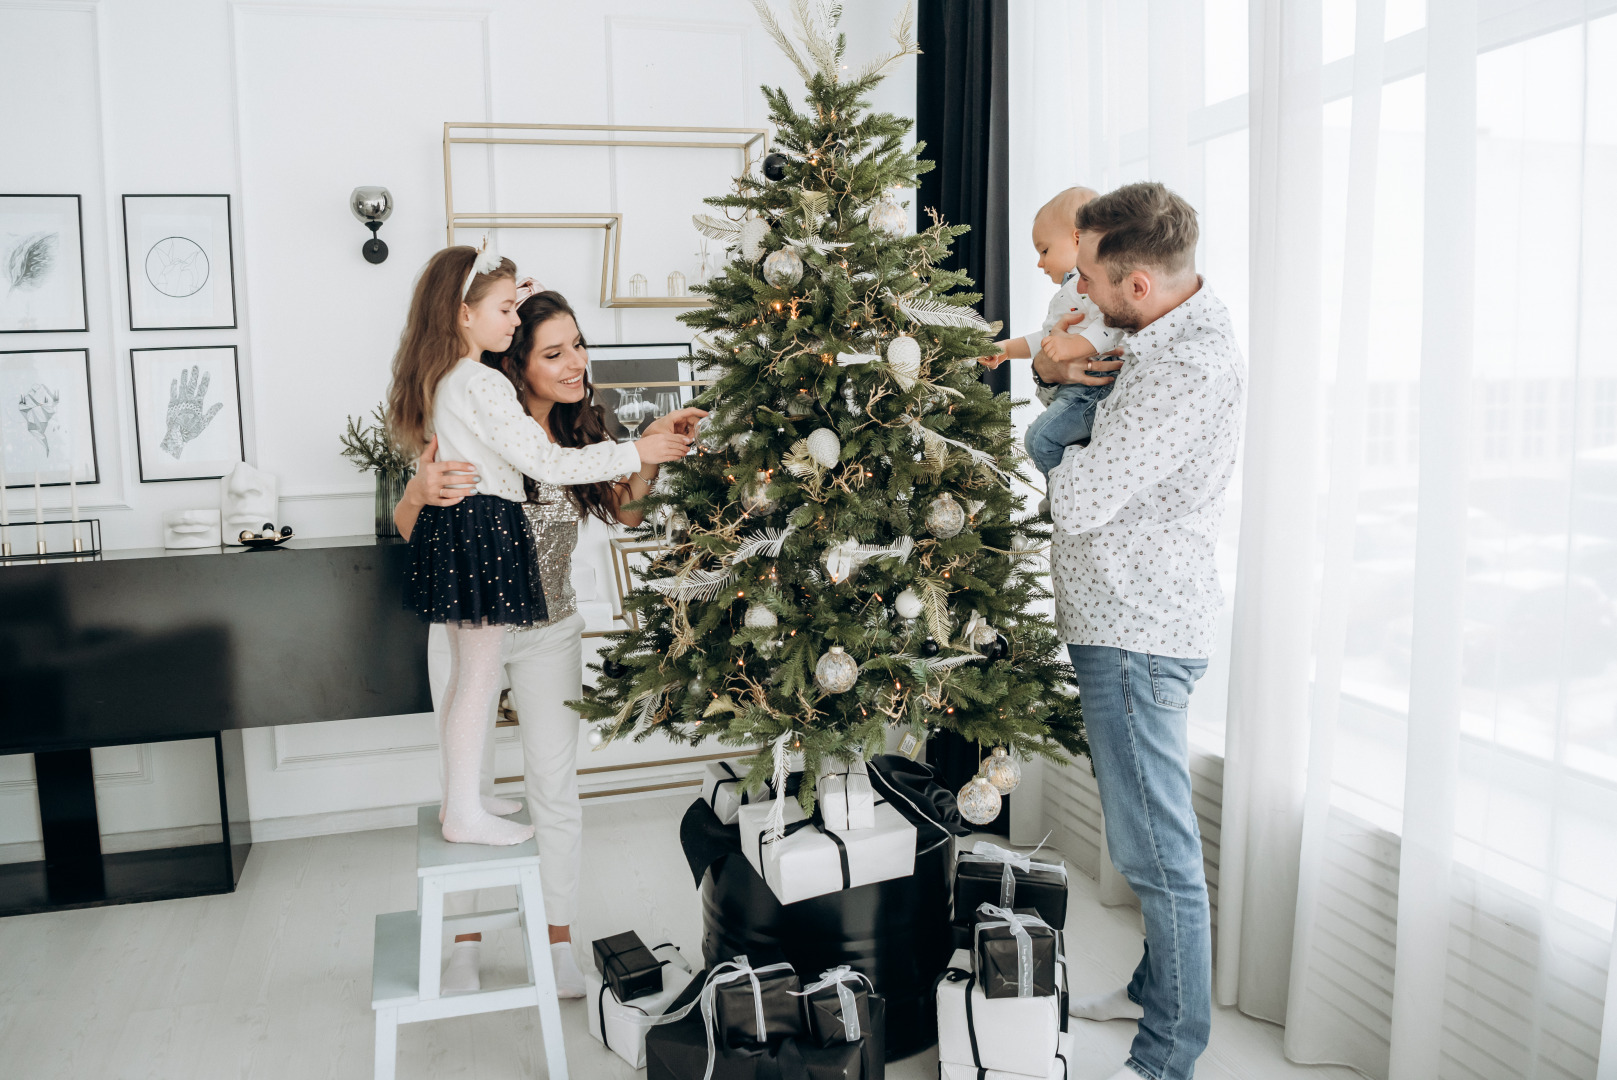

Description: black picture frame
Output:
[122,194,238,331]
[129,345,246,483]
[0,195,89,334]
[0,347,100,487]
[588,341,700,442]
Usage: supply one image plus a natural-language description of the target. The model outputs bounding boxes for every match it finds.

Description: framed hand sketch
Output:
[0,349,99,486]
[589,342,706,442]
[130,345,244,482]
[122,194,238,330]
[0,195,88,334]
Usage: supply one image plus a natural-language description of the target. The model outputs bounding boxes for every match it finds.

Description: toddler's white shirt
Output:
[1023,273,1123,368]
[431,357,640,502]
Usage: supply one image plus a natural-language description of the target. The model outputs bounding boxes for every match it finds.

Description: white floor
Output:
[0,794,1361,1080]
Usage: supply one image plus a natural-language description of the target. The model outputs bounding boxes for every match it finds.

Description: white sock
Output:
[441,795,523,824]
[550,941,587,999]
[1069,985,1145,1021]
[440,626,535,847]
[443,941,481,994]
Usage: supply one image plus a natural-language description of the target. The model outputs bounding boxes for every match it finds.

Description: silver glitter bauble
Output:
[806,427,841,468]
[815,646,859,694]
[926,493,966,539]
[741,471,777,515]
[744,604,778,629]
[894,588,923,620]
[867,195,907,238]
[958,776,1003,825]
[983,746,1022,795]
[886,335,921,388]
[972,619,998,647]
[666,510,690,538]
[762,246,804,288]
[739,217,769,261]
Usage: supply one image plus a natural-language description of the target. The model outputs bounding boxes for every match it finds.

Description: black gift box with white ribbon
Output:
[952,841,1069,934]
[973,905,1060,1000]
[594,930,664,1003]
[797,967,875,1047]
[714,960,803,1050]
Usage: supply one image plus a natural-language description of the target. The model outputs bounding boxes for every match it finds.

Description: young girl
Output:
[387,244,691,845]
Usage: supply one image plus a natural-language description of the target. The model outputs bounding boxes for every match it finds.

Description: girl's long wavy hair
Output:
[483,290,620,524]
[386,246,517,452]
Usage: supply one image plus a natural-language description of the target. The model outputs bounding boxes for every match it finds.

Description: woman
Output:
[396,286,704,994]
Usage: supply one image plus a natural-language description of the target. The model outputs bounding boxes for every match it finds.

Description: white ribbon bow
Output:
[975,903,1047,998]
[655,955,796,1080]
[792,965,871,1042]
[965,836,1067,908]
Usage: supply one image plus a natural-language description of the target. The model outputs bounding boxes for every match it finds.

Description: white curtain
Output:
[1008,1,1617,1077]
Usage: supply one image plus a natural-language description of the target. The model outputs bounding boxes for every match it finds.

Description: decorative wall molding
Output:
[269,722,515,771]
[0,744,153,792]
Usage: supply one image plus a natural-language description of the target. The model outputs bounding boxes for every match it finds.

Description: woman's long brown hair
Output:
[484,290,619,524]
[386,246,517,452]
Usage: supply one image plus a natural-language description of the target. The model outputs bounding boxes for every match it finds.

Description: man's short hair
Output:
[1076,182,1199,284]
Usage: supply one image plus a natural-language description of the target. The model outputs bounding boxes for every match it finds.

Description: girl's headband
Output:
[460,235,503,300]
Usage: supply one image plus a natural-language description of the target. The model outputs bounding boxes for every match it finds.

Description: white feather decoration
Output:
[902,417,1017,486]
[692,213,744,242]
[836,352,880,367]
[728,524,797,563]
[895,295,992,331]
[643,566,737,603]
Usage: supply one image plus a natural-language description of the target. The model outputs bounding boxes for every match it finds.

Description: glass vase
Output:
[375,471,407,538]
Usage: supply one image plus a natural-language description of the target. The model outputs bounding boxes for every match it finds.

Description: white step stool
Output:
[370,804,568,1080]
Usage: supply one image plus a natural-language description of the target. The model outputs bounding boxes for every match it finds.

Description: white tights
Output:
[439,624,535,846]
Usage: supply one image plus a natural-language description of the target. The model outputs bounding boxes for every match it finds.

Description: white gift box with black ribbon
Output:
[936,948,1066,1077]
[701,760,759,826]
[737,796,916,905]
[585,941,696,1069]
[938,1030,1074,1080]
[816,757,876,833]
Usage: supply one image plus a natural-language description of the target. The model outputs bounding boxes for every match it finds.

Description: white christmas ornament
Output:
[815,646,859,694]
[744,604,778,629]
[763,247,804,288]
[926,493,966,539]
[739,217,769,261]
[1009,532,1041,563]
[867,193,908,238]
[958,776,1003,825]
[806,428,841,468]
[741,471,777,515]
[894,588,923,620]
[885,335,921,389]
[587,728,604,747]
[983,746,1022,795]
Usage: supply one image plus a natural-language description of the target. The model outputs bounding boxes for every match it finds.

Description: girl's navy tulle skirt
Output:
[405,494,547,626]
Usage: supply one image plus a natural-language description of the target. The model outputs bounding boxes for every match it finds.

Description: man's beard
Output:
[1093,294,1145,332]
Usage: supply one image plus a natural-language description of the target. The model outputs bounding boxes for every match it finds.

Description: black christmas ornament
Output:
[602,657,628,679]
[990,634,1010,661]
[920,638,940,657]
[762,152,788,181]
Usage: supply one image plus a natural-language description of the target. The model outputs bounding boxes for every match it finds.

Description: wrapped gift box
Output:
[737,798,917,906]
[818,758,876,833]
[973,906,1060,999]
[585,942,695,1069]
[938,1030,1073,1080]
[780,1003,886,1080]
[798,967,876,1046]
[953,841,1069,933]
[712,958,803,1049]
[593,930,664,1002]
[646,969,782,1080]
[703,761,760,826]
[936,949,1065,1077]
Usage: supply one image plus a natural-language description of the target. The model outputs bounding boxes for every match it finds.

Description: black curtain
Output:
[917,0,1013,835]
[916,0,1011,396]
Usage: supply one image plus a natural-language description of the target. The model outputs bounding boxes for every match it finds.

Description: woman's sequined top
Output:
[511,477,581,630]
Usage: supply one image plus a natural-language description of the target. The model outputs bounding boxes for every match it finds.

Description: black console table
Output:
[0,536,431,916]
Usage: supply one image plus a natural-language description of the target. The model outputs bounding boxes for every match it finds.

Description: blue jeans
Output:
[1025,382,1111,476]
[1068,645,1211,1080]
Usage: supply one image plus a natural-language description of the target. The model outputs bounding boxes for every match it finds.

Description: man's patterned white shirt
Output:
[1046,281,1245,658]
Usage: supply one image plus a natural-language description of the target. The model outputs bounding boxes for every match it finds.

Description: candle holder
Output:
[0,517,102,563]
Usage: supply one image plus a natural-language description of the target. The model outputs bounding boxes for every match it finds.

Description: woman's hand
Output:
[407,435,479,507]
[642,406,708,439]
[635,432,693,466]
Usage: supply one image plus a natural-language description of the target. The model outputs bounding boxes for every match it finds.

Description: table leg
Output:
[35,748,105,904]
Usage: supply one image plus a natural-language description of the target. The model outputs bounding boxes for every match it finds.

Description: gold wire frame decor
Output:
[442,121,769,310]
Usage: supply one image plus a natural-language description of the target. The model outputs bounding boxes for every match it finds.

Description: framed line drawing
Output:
[0,348,99,486]
[122,194,238,330]
[130,345,244,482]
[0,195,89,334]
[588,341,704,442]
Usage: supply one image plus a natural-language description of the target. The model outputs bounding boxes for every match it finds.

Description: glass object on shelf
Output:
[653,390,681,418]
[667,270,687,297]
[628,273,648,297]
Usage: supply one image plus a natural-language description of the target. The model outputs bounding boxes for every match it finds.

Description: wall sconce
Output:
[349,186,393,263]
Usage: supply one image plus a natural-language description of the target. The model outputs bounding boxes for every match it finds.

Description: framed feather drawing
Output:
[122,195,238,331]
[0,349,99,486]
[0,195,89,334]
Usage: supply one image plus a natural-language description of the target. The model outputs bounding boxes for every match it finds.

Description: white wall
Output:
[0,0,915,849]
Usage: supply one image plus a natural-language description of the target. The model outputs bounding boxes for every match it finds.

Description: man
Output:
[1034,181,1246,1080]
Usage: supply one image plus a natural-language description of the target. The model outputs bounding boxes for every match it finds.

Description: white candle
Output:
[33,471,43,551]
[0,437,7,528]
[69,469,80,547]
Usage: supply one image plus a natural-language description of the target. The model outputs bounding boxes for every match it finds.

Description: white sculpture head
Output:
[219,462,278,544]
[162,508,222,549]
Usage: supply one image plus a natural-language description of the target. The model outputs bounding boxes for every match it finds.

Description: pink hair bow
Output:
[515,277,545,304]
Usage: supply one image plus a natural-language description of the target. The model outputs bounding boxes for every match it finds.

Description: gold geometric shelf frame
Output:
[443,121,770,310]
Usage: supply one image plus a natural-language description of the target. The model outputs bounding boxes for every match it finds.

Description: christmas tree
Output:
[575,1,1085,814]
